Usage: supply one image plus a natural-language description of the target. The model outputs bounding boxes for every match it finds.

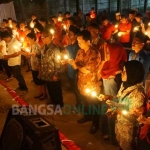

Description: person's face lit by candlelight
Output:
[41,33,52,45]
[132,37,144,53]
[77,36,91,50]
[3,36,11,43]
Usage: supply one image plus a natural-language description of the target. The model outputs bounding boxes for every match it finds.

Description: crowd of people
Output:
[0,7,150,150]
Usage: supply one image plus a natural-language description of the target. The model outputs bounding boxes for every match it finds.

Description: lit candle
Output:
[9,24,12,28]
[118,32,122,37]
[145,32,148,35]
[57,55,61,60]
[20,37,24,43]
[64,54,69,60]
[30,22,34,28]
[85,88,91,94]
[58,17,62,22]
[63,25,67,30]
[122,110,128,115]
[91,91,97,97]
[115,24,118,28]
[134,27,138,32]
[50,29,55,34]
[26,48,30,52]
[148,23,150,26]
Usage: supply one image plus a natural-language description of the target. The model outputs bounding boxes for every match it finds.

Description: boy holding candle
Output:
[65,25,81,106]
[1,31,28,93]
[69,30,101,134]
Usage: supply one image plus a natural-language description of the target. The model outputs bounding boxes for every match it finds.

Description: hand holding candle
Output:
[115,24,118,28]
[134,27,139,32]
[50,29,55,35]
[30,22,34,28]
[118,32,122,37]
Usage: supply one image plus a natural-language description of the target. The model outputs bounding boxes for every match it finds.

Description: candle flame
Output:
[118,32,122,37]
[64,54,69,60]
[63,25,67,30]
[57,55,61,60]
[148,23,150,26]
[91,91,97,97]
[115,24,118,28]
[134,27,138,31]
[85,88,91,93]
[122,110,128,115]
[30,22,34,28]
[50,29,55,34]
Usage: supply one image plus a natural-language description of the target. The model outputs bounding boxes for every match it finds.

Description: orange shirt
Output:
[101,23,116,41]
[118,21,132,43]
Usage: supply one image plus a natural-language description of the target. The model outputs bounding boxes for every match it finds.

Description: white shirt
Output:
[0,40,7,59]
[7,38,21,66]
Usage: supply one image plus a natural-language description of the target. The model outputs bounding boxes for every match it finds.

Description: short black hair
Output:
[1,31,12,38]
[12,20,17,24]
[8,18,12,21]
[88,23,100,30]
[121,14,127,19]
[77,30,91,42]
[39,18,47,23]
[134,31,149,44]
[101,17,108,22]
[85,13,90,17]
[69,25,80,35]
[135,13,142,18]
[3,19,8,23]
[129,10,135,15]
[65,11,70,15]
[26,32,36,41]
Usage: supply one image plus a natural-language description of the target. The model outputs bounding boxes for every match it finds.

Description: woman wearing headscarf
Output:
[100,42,127,142]
[99,60,146,150]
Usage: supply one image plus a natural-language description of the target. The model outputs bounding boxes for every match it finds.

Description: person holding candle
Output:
[100,17,118,43]
[117,15,132,47]
[100,42,127,142]
[65,25,81,106]
[98,60,146,150]
[128,31,150,85]
[69,30,101,134]
[0,31,12,82]
[1,31,28,94]
[26,32,46,100]
[40,29,63,107]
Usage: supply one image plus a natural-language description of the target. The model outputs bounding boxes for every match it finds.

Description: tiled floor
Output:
[0,66,119,150]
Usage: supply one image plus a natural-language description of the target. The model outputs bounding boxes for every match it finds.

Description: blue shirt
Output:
[129,49,150,83]
[66,42,80,79]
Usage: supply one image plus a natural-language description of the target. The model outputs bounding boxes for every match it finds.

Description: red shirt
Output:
[118,21,132,43]
[101,22,116,41]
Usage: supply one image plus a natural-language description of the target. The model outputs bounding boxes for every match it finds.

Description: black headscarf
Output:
[123,60,145,89]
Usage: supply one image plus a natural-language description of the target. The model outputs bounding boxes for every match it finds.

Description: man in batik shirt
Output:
[40,30,63,107]
[69,30,101,134]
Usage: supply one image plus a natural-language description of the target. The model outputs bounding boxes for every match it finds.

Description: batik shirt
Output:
[75,46,101,95]
[40,43,61,82]
[30,43,41,71]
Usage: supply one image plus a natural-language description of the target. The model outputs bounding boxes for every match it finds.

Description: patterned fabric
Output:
[30,43,41,71]
[40,43,61,82]
[75,46,101,95]
[114,83,146,150]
